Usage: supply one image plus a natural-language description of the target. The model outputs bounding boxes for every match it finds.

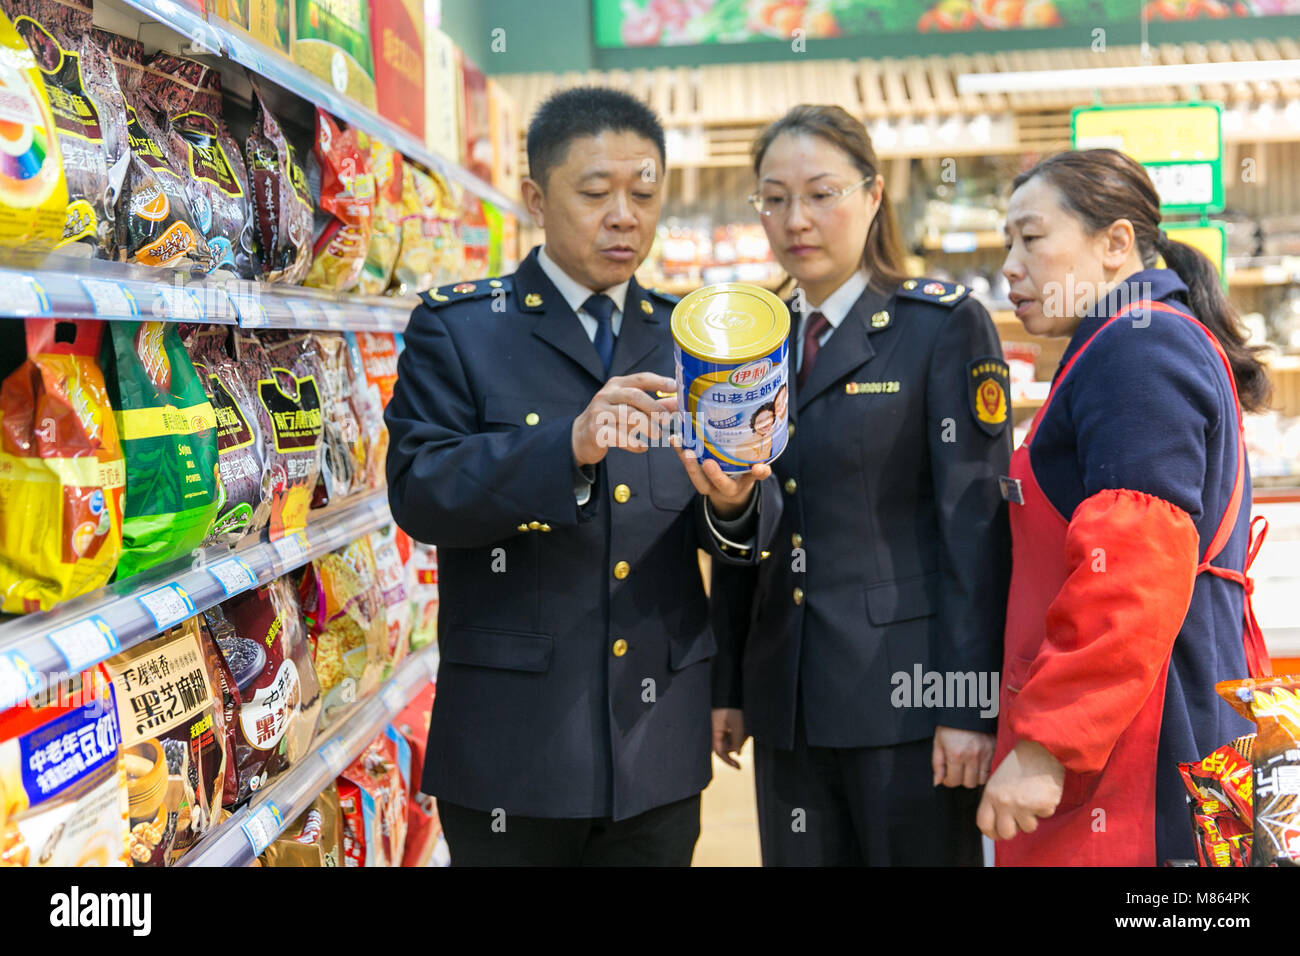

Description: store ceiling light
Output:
[957,60,1300,94]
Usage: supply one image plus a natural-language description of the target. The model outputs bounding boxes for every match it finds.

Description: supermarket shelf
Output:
[181,644,440,867]
[0,491,391,704]
[647,276,787,297]
[1227,264,1300,288]
[0,249,415,331]
[107,0,528,222]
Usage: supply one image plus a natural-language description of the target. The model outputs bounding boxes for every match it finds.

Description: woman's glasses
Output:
[748,175,872,218]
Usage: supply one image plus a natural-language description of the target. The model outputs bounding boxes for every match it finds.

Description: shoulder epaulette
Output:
[895,278,970,308]
[420,277,512,308]
[645,286,680,306]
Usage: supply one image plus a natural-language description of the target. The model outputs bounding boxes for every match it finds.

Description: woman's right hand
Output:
[712,708,748,769]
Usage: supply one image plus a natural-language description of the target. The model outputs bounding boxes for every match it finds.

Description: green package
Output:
[103,320,221,579]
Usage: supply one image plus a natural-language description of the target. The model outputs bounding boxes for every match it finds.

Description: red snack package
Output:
[336,726,409,867]
[394,681,437,867]
[1217,676,1300,866]
[304,109,374,292]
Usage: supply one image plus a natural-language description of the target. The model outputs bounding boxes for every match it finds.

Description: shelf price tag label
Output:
[241,800,285,857]
[0,650,41,712]
[940,232,978,254]
[151,285,204,322]
[80,279,140,319]
[381,681,407,715]
[6,275,50,316]
[232,292,269,328]
[271,532,308,570]
[319,301,348,329]
[208,557,257,597]
[318,736,350,777]
[284,299,321,326]
[47,616,120,671]
[136,583,196,631]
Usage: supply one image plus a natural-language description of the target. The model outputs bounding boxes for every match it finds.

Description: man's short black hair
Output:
[526,86,666,189]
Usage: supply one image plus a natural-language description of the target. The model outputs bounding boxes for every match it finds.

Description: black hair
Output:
[750,402,776,430]
[1013,149,1271,413]
[526,86,666,189]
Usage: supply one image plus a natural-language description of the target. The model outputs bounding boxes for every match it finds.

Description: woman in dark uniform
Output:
[708,105,1012,865]
[978,149,1271,865]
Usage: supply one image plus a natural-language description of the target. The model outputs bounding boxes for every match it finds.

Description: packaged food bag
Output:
[141,52,255,277]
[182,326,271,546]
[342,331,386,491]
[259,781,341,867]
[104,617,230,865]
[0,7,67,248]
[308,331,367,503]
[5,0,128,255]
[430,171,462,286]
[256,330,326,527]
[1178,739,1254,867]
[245,84,313,284]
[0,319,125,613]
[1217,675,1300,866]
[0,666,130,866]
[206,577,321,807]
[103,33,211,272]
[393,681,438,867]
[458,188,490,281]
[298,538,386,727]
[349,331,400,409]
[407,539,438,652]
[304,109,374,292]
[102,320,220,579]
[387,161,435,296]
[337,725,409,867]
[357,137,401,295]
[369,524,410,677]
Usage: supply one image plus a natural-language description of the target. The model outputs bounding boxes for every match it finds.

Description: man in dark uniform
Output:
[384,87,780,866]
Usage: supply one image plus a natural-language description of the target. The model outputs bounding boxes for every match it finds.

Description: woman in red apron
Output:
[977,149,1273,866]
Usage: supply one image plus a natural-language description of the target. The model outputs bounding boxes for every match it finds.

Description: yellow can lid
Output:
[670,283,790,363]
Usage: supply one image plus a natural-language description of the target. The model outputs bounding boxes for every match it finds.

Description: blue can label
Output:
[677,340,789,474]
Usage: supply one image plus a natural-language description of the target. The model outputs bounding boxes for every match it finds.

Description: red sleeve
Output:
[1005,488,1198,774]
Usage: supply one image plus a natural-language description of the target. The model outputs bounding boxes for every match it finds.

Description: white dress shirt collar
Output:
[537,245,630,317]
[798,268,872,332]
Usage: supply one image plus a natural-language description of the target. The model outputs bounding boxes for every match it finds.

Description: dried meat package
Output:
[101,320,221,579]
[246,84,313,284]
[141,52,255,277]
[304,108,374,292]
[0,666,130,866]
[307,331,367,503]
[343,331,386,492]
[1218,675,1300,866]
[357,137,401,295]
[255,330,324,533]
[103,33,212,272]
[0,319,125,614]
[206,577,321,808]
[337,725,410,867]
[298,538,386,727]
[182,326,270,546]
[4,0,129,256]
[0,8,67,249]
[104,618,230,865]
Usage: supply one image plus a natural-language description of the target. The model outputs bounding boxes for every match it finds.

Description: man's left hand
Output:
[932,725,995,788]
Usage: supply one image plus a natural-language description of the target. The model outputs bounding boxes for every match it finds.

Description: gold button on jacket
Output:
[613,561,630,580]
[784,478,797,495]
[612,639,628,657]
[524,412,540,425]
[614,483,631,503]
[792,533,803,548]
[793,588,804,605]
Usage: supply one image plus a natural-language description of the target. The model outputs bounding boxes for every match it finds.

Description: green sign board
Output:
[1071,103,1224,215]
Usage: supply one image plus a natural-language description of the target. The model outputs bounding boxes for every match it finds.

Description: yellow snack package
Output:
[0,7,67,247]
[0,319,125,614]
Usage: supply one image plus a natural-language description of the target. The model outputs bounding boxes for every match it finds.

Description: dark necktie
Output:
[797,310,831,389]
[583,294,617,374]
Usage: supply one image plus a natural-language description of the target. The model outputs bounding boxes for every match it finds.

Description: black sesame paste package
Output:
[4,0,129,256]
[103,32,212,272]
[304,108,374,292]
[206,577,321,808]
[103,617,230,865]
[246,84,313,284]
[141,52,255,277]
[181,325,270,546]
[101,320,221,579]
[252,330,324,534]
